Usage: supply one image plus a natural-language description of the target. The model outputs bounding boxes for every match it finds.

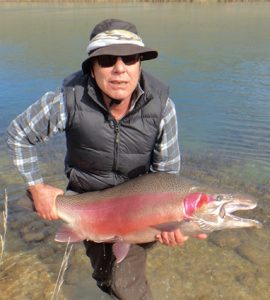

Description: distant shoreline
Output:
[0,0,269,3]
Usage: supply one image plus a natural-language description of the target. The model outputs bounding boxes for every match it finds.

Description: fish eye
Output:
[216,195,223,201]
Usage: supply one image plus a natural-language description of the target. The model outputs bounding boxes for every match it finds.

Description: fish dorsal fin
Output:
[55,224,84,242]
[112,242,131,263]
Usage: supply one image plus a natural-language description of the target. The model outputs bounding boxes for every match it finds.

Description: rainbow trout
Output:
[54,173,262,263]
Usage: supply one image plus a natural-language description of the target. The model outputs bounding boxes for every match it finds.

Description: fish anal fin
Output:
[151,221,182,232]
[55,224,83,243]
[112,242,131,264]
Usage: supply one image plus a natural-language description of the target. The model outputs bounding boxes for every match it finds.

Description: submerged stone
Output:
[236,244,270,268]
[22,231,47,242]
[209,231,241,249]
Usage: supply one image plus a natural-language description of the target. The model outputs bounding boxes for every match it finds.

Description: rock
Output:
[236,244,270,267]
[9,211,37,230]
[20,220,49,235]
[38,246,55,259]
[19,219,53,243]
[22,231,47,242]
[209,231,241,249]
[235,271,257,286]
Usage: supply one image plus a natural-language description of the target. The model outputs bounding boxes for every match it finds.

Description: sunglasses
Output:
[96,54,140,68]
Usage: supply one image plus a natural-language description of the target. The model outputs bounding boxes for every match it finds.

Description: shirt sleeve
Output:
[7,91,67,186]
[150,98,180,174]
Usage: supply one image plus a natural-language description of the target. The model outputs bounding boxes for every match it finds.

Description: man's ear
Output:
[91,67,95,79]
[89,59,95,78]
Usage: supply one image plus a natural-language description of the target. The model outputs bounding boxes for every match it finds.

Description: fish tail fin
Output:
[55,224,84,243]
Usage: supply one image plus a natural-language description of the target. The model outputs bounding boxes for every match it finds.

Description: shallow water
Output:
[1,187,270,300]
[0,2,270,299]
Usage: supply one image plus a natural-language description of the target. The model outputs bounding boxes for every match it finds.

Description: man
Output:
[7,19,191,299]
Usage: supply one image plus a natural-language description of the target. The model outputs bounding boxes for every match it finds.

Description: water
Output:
[0,3,270,300]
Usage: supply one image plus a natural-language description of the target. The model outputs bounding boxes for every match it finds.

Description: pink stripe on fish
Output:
[65,192,182,236]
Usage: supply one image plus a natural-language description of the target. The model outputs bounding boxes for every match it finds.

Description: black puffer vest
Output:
[62,70,169,193]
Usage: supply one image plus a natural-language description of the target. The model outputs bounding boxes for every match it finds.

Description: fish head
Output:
[183,192,262,233]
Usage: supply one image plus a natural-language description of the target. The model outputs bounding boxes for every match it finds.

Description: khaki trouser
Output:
[83,241,155,300]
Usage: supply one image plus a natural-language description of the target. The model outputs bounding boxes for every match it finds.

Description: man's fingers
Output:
[196,234,208,239]
[156,230,207,247]
[174,230,188,244]
[156,230,188,247]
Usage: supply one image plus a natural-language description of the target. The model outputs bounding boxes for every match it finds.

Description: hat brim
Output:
[82,44,158,74]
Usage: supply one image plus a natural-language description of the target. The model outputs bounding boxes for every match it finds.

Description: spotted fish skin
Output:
[55,173,189,243]
[54,173,262,263]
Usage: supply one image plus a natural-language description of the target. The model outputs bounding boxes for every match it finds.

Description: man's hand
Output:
[28,183,64,220]
[156,229,207,247]
[156,229,188,247]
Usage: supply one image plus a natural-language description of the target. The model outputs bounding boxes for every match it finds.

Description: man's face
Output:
[91,55,141,103]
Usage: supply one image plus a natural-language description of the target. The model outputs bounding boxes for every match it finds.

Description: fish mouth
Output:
[216,195,263,229]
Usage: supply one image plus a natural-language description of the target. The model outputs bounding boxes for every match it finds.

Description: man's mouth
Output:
[110,80,128,86]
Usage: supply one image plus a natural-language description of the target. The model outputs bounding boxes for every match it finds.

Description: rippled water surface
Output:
[0,2,270,300]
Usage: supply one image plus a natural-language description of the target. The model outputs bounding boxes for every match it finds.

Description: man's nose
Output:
[113,57,126,72]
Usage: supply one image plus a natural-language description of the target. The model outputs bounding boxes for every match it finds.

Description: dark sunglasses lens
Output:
[122,55,140,65]
[97,56,117,68]
[97,55,140,67]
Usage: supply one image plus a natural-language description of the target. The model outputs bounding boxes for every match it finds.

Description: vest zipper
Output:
[113,121,120,171]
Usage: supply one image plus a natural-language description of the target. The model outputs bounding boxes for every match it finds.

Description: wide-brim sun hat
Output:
[82,19,158,74]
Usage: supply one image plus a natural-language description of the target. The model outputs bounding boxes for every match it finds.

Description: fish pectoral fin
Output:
[55,224,84,243]
[112,242,131,264]
[151,221,182,232]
